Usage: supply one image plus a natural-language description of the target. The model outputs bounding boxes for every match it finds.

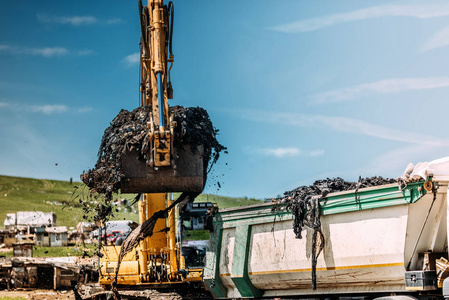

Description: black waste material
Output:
[273,176,396,290]
[81,105,226,197]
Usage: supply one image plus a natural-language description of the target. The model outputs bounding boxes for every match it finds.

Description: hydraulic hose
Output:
[157,72,165,127]
[168,1,174,56]
[138,0,147,48]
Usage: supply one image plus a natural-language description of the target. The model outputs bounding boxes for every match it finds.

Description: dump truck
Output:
[204,158,449,299]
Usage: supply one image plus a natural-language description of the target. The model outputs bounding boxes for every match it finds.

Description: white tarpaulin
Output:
[401,156,449,181]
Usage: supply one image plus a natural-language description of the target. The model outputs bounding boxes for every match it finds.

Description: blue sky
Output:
[1,1,449,199]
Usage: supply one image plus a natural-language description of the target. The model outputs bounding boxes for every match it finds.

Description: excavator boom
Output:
[120,0,206,193]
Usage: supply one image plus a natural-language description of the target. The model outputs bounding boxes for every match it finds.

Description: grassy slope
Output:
[194,193,262,208]
[2,244,98,258]
[0,175,139,229]
[0,175,263,229]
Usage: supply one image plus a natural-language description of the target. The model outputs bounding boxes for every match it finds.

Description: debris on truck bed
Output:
[271,176,396,290]
[273,176,396,237]
[81,105,226,197]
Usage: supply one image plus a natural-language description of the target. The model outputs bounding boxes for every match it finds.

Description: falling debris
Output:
[81,105,226,197]
[272,176,396,289]
[78,105,226,229]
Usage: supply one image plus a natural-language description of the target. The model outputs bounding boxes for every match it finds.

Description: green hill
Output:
[0,175,262,229]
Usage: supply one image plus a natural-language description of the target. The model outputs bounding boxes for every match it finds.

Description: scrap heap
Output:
[272,176,396,289]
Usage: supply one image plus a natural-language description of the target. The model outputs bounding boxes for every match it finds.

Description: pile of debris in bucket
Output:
[81,105,226,197]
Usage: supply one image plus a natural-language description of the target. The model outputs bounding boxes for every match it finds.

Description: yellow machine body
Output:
[99,193,203,288]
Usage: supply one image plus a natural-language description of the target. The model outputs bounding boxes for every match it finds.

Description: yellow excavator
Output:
[99,0,206,289]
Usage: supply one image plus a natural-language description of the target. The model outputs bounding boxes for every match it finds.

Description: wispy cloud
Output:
[360,143,449,178]
[246,147,325,158]
[37,14,123,26]
[314,77,449,103]
[77,107,93,113]
[30,105,68,114]
[0,44,68,57]
[105,18,124,25]
[37,14,97,26]
[0,102,92,115]
[29,47,68,57]
[123,53,140,66]
[257,147,301,158]
[365,144,431,175]
[421,26,449,53]
[77,49,95,56]
[270,3,449,33]
[236,109,449,147]
[309,149,325,157]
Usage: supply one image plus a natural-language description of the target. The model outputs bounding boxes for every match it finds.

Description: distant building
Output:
[12,242,34,257]
[4,211,56,233]
[0,229,16,247]
[4,214,15,229]
[35,226,68,247]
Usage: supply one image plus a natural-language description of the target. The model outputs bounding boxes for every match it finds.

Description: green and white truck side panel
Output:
[204,181,449,299]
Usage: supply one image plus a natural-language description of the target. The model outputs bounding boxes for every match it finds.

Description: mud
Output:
[0,287,187,300]
[81,105,226,197]
[272,176,396,289]
[0,289,74,300]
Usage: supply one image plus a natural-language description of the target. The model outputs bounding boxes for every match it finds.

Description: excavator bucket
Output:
[119,145,206,193]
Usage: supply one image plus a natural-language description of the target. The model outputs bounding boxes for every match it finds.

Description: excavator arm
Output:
[119,0,206,194]
[139,0,174,167]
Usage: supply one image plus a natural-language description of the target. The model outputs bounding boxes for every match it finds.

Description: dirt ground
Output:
[0,288,208,300]
[0,289,74,300]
